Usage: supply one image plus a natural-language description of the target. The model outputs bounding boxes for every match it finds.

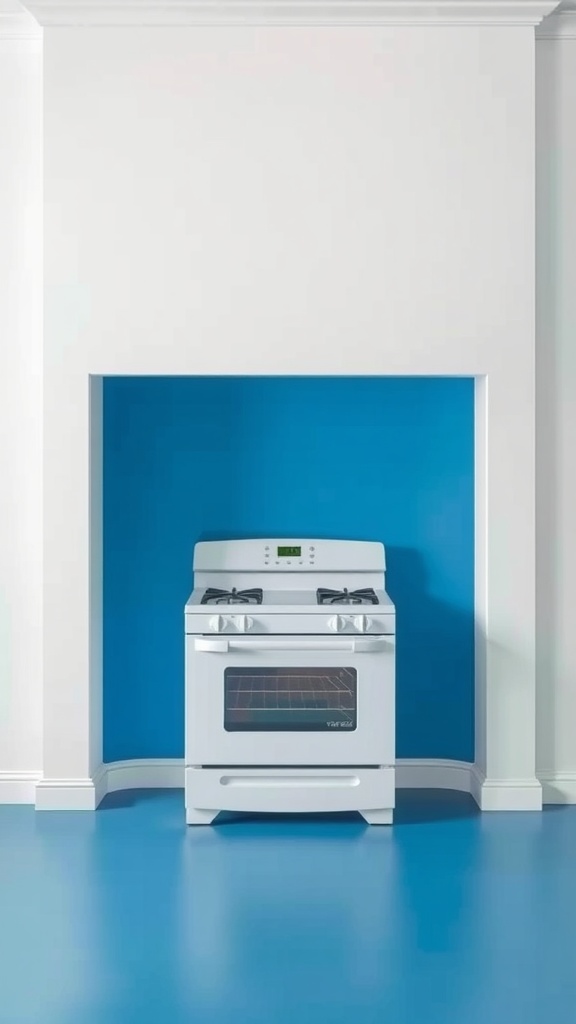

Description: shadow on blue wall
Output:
[103,376,474,764]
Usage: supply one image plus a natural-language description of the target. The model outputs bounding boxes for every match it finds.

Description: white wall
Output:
[536,22,576,800]
[4,6,571,808]
[0,12,43,800]
[43,27,537,377]
[36,23,543,808]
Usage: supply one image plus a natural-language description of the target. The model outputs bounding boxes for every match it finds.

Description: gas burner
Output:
[316,587,379,606]
[201,587,263,606]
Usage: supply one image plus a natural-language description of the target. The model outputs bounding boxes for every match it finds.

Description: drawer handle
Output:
[219,775,360,788]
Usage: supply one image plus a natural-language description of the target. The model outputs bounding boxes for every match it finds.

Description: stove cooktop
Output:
[195,586,387,609]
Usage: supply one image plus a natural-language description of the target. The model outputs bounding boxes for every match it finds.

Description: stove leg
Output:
[360,809,393,825]
[186,807,219,826]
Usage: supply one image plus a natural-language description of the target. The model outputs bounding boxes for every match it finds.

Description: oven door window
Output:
[224,667,357,732]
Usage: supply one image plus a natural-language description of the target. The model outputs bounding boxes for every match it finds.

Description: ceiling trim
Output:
[537,0,576,34]
[21,0,561,28]
[0,1,42,37]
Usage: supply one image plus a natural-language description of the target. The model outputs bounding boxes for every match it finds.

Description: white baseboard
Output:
[539,771,576,804]
[395,758,472,792]
[0,770,42,803]
[471,765,543,811]
[91,757,538,810]
[398,760,544,809]
[3,759,573,810]
[104,758,184,793]
[34,761,185,809]
[94,758,475,805]
[35,777,99,810]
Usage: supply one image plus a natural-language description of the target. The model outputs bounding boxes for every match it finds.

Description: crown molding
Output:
[0,0,42,37]
[537,0,576,34]
[21,0,561,28]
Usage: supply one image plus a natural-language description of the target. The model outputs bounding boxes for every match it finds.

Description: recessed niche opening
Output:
[101,376,475,765]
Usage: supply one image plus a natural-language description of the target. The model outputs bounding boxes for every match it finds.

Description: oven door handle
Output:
[193,637,392,654]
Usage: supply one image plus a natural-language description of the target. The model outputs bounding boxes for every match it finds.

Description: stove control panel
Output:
[327,615,372,633]
[264,542,316,568]
[194,539,385,573]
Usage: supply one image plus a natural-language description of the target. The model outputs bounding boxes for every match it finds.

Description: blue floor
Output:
[1,790,575,1024]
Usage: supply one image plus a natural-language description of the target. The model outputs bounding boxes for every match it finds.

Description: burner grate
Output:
[316,587,379,606]
[201,587,263,606]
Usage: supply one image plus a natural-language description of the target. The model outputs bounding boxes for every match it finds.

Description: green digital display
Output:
[278,546,301,557]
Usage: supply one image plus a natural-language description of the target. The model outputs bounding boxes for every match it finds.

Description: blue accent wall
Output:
[103,376,475,764]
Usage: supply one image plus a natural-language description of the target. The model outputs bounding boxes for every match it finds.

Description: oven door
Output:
[185,634,395,766]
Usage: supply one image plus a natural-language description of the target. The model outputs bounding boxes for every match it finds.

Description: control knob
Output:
[327,615,347,633]
[208,615,226,633]
[353,615,371,633]
[233,614,254,633]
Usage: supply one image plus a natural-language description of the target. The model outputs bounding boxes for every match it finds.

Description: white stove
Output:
[184,539,396,825]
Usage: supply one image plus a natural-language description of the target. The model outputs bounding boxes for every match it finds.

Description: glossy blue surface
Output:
[1,791,576,1024]
[103,376,474,764]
